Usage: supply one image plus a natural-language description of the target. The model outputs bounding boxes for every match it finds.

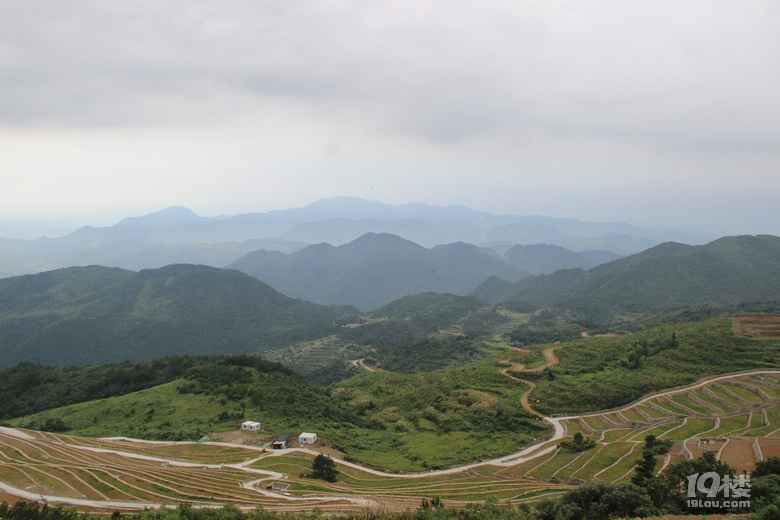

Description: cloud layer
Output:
[1,1,779,233]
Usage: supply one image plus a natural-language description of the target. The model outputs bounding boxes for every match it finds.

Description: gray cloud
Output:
[1,0,779,231]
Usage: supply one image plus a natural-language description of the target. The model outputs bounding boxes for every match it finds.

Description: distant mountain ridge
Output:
[473,234,780,318]
[228,232,528,310]
[0,197,709,278]
[0,264,353,369]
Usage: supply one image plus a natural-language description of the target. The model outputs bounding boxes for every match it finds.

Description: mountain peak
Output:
[116,206,204,229]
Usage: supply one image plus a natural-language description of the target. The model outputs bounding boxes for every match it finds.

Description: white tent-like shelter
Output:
[298,432,317,444]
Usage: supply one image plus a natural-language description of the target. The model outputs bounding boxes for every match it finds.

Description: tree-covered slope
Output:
[473,234,780,318]
[0,264,354,368]
[502,243,620,274]
[229,232,528,310]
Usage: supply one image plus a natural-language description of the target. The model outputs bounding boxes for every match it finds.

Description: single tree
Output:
[309,453,338,482]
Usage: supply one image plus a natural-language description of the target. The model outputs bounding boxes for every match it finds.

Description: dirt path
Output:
[498,347,560,417]
[349,358,382,372]
[499,347,559,375]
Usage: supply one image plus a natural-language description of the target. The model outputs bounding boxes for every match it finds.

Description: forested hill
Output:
[0,264,355,369]
[472,234,780,318]
[228,232,528,310]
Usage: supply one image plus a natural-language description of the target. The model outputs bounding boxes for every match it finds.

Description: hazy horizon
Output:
[2,2,779,237]
[0,196,741,241]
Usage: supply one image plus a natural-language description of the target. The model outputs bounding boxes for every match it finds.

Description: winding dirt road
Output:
[499,347,560,417]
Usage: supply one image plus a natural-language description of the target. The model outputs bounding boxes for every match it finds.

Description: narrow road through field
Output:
[499,346,560,417]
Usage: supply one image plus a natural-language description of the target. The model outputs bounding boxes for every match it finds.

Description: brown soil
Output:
[499,347,559,375]
[211,430,270,446]
[758,437,780,459]
[732,316,780,340]
[719,438,756,472]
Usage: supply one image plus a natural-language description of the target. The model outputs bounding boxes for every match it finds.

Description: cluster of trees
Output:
[509,308,597,346]
[558,432,596,453]
[336,294,488,349]
[366,337,486,374]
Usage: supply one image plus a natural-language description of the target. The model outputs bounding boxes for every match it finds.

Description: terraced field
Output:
[2,316,779,513]
[2,369,779,513]
[540,371,780,480]
[0,427,569,514]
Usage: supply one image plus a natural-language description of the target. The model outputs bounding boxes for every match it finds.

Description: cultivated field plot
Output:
[0,427,568,513]
[2,338,779,514]
[733,316,780,341]
[524,371,780,484]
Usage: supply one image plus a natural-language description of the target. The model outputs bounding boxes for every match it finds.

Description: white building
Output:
[241,421,261,431]
[299,432,317,445]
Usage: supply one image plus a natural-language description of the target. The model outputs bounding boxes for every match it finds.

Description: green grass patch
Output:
[572,442,634,481]
[740,378,780,398]
[706,384,744,407]
[626,422,683,441]
[636,404,671,419]
[527,450,583,479]
[742,407,779,437]
[660,418,716,441]
[601,428,637,443]
[580,415,614,432]
[595,444,644,484]
[668,394,712,415]
[721,383,765,404]
[8,383,229,441]
[617,408,646,423]
[690,389,728,412]
[708,414,750,437]
[651,399,688,415]
[558,446,601,481]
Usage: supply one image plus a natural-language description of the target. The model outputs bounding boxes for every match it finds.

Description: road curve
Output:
[3,367,779,510]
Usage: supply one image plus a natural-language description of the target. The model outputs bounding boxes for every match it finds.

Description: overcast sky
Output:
[1,1,779,236]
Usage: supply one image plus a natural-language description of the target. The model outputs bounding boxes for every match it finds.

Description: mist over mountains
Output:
[1,197,708,279]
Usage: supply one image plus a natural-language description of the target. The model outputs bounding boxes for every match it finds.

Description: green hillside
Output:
[529,317,780,414]
[7,356,359,442]
[0,264,354,368]
[474,234,780,320]
[5,353,547,472]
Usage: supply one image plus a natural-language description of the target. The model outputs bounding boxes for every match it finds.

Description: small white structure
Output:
[298,432,317,445]
[241,421,261,431]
